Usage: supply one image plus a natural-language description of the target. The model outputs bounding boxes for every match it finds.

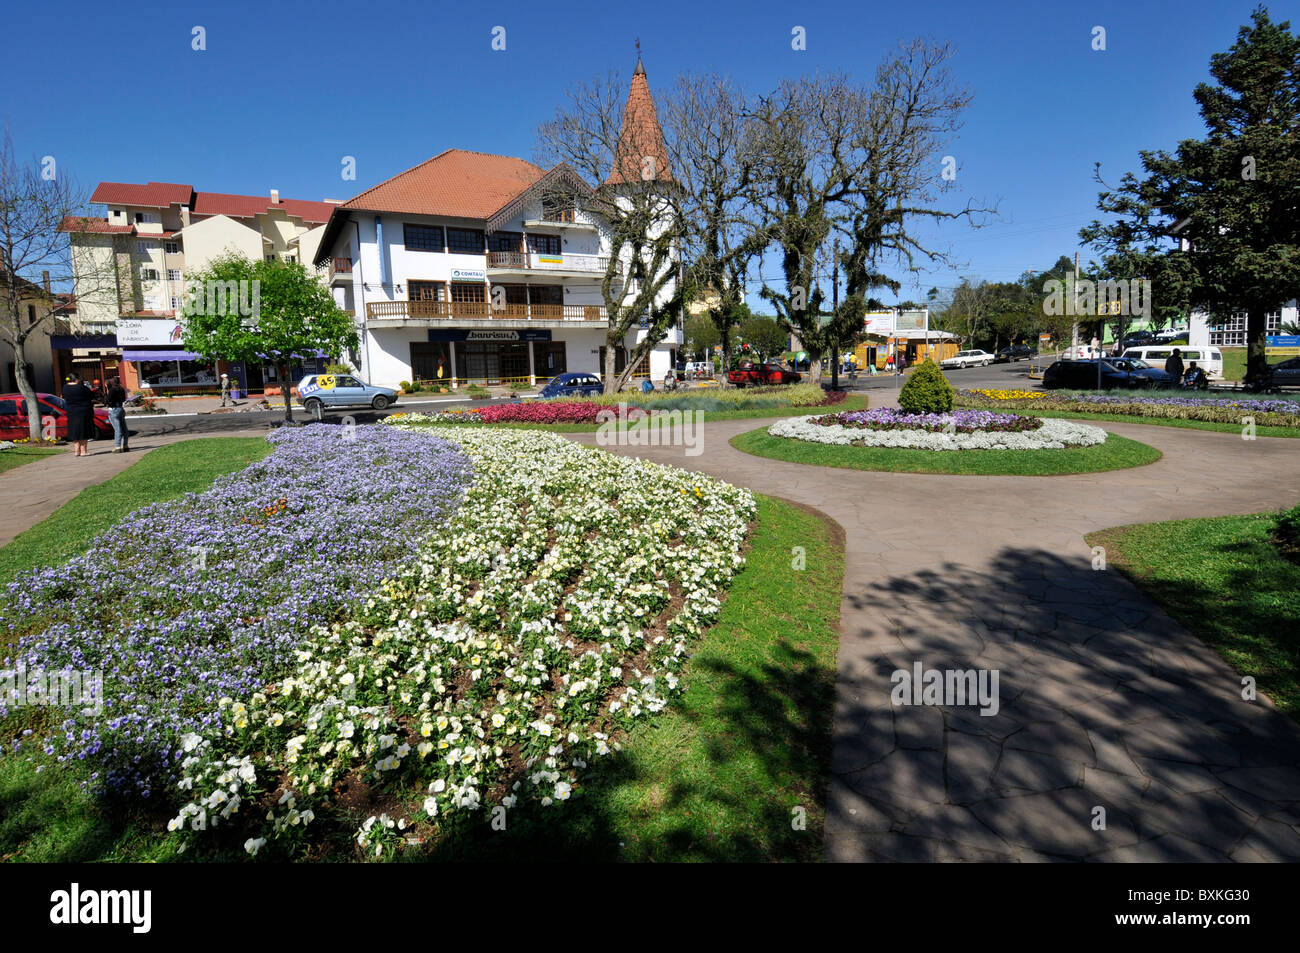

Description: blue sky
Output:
[6,0,1297,307]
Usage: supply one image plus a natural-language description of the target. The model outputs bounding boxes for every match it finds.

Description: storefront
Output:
[414,328,562,386]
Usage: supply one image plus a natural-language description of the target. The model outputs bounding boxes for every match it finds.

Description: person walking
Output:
[220,373,232,407]
[105,376,129,452]
[1165,347,1185,382]
[62,373,97,457]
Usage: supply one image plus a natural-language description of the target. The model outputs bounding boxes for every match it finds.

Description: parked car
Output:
[940,349,996,369]
[297,374,399,415]
[1154,327,1188,343]
[0,392,113,441]
[1260,357,1300,388]
[1042,359,1175,390]
[727,362,802,386]
[538,372,604,399]
[994,344,1038,363]
[1121,346,1224,381]
[1120,330,1156,349]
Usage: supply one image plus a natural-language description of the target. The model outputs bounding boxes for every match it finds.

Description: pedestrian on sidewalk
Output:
[1165,347,1184,382]
[220,373,232,407]
[105,376,129,452]
[62,373,97,457]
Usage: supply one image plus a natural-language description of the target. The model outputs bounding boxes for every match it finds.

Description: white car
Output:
[1153,327,1188,343]
[940,349,996,369]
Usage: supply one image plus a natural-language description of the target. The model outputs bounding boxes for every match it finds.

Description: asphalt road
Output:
[121,361,1048,437]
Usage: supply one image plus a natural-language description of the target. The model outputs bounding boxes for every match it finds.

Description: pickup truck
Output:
[727,362,802,387]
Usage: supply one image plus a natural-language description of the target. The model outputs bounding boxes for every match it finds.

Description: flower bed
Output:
[167,426,755,858]
[1,426,473,799]
[959,389,1300,427]
[768,412,1106,450]
[816,408,1043,434]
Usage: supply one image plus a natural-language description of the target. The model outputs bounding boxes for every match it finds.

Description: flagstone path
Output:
[566,417,1300,861]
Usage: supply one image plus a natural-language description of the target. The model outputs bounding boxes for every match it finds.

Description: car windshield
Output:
[1126,359,1152,369]
[41,395,66,409]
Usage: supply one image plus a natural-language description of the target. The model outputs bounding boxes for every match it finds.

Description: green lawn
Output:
[0,437,271,586]
[731,426,1161,475]
[1087,510,1300,716]
[0,444,63,475]
[0,491,845,862]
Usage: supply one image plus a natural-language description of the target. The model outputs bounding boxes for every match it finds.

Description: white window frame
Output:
[165,241,180,254]
[167,269,182,282]
[136,240,151,254]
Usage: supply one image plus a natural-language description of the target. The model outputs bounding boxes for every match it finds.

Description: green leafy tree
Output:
[182,254,358,422]
[739,315,788,360]
[1081,7,1300,383]
[683,313,721,359]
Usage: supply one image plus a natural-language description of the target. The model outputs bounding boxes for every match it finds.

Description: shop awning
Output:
[122,349,202,361]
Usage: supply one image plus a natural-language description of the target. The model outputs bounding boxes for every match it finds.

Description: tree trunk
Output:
[807,356,823,386]
[1246,307,1269,384]
[719,323,731,384]
[280,361,295,422]
[603,341,618,396]
[13,335,43,443]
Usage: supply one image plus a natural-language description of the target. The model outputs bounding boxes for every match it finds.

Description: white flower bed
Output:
[168,426,755,858]
[767,414,1108,450]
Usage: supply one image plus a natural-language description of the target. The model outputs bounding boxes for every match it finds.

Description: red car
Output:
[726,362,802,387]
[0,392,113,441]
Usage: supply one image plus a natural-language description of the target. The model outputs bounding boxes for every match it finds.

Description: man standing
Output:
[220,373,232,407]
[1165,347,1184,383]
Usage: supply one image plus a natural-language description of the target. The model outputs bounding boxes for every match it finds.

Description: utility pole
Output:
[830,238,841,391]
[1071,251,1080,353]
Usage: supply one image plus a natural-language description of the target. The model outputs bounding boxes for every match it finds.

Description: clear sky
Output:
[6,0,1297,307]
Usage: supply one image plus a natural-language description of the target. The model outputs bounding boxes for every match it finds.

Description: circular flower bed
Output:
[769,410,1107,450]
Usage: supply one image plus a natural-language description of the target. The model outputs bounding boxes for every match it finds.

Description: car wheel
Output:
[982,360,990,366]
[304,398,324,420]
[371,395,390,411]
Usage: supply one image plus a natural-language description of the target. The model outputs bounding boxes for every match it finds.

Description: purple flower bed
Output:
[1062,394,1300,414]
[1,425,473,799]
[810,408,1044,434]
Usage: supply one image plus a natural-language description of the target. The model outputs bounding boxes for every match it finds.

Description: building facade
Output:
[63,184,338,394]
[312,57,682,389]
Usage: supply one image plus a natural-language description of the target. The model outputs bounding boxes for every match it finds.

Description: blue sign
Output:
[1266,335,1300,347]
[427,329,551,343]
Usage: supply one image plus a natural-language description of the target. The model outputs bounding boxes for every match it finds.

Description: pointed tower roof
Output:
[604,48,673,186]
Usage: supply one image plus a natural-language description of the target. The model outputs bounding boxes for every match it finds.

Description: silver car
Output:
[297,373,399,416]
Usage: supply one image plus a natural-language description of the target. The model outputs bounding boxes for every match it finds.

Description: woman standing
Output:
[62,373,97,457]
[105,376,129,452]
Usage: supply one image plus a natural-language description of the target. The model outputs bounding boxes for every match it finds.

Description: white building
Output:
[312,57,682,389]
[1188,302,1295,347]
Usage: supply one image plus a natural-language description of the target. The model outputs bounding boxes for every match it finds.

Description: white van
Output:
[1121,346,1224,380]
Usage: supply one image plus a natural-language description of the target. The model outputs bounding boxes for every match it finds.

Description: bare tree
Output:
[662,73,768,378]
[0,129,113,442]
[536,67,684,394]
[750,41,991,383]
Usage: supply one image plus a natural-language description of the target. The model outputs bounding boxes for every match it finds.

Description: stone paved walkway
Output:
[0,429,266,548]
[566,417,1300,861]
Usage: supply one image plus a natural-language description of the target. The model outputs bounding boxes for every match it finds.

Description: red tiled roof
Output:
[59,216,133,234]
[605,57,673,185]
[338,149,547,219]
[192,192,336,224]
[91,181,194,207]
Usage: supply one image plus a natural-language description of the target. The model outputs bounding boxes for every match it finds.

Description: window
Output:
[488,231,522,253]
[27,305,37,325]
[446,228,484,254]
[449,282,485,303]
[136,240,151,254]
[135,212,154,224]
[111,209,123,219]
[537,342,567,375]
[1209,311,1246,347]
[409,281,445,302]
[165,241,180,254]
[0,398,18,416]
[140,268,159,281]
[170,297,181,311]
[1267,311,1282,332]
[542,196,576,223]
[526,233,561,255]
[167,269,182,281]
[265,255,277,262]
[403,223,444,252]
[530,285,563,306]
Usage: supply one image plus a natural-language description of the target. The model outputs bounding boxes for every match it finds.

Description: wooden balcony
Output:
[329,257,353,284]
[486,251,621,276]
[366,300,608,323]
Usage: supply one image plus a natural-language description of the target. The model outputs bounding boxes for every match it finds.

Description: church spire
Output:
[604,47,672,185]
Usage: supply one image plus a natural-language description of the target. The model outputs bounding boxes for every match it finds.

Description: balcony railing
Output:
[329,257,353,282]
[486,251,620,275]
[367,300,607,322]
